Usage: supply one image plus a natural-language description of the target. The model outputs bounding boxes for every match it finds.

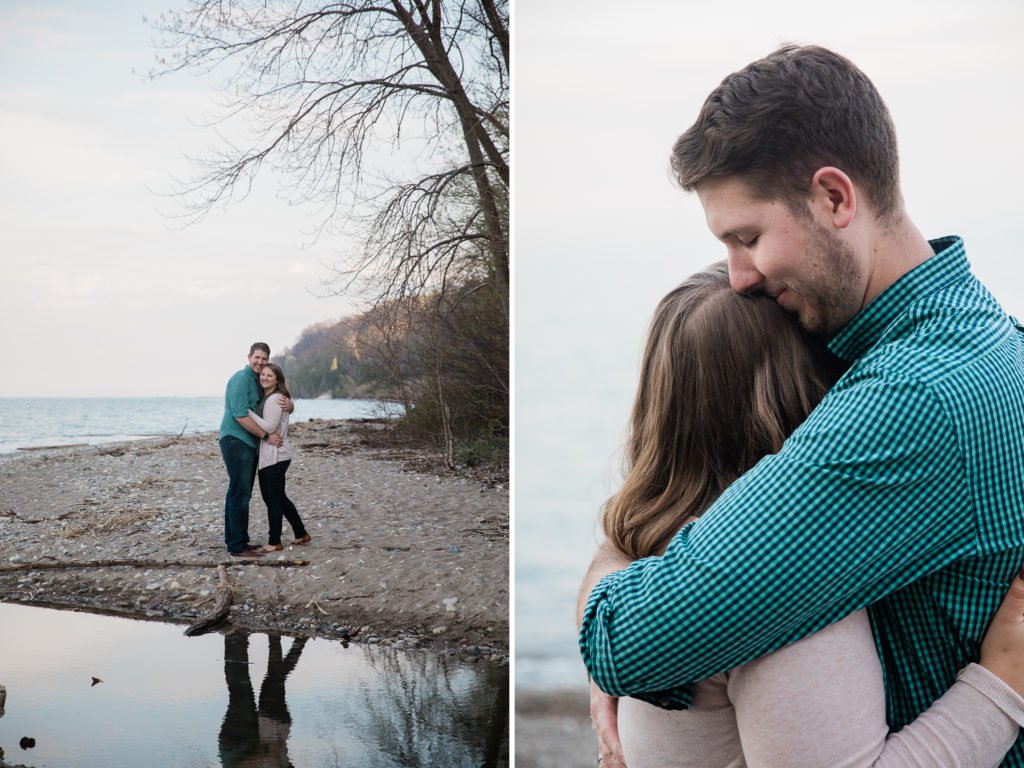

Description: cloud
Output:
[0,5,92,49]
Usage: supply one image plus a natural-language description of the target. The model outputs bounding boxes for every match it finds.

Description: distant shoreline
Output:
[0,397,403,455]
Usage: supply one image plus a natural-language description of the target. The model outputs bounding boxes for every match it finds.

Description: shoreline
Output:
[0,419,508,661]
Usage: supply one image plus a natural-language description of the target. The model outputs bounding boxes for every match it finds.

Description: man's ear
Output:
[810,167,856,229]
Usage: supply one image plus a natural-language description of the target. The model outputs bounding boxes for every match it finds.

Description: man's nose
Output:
[727,251,764,295]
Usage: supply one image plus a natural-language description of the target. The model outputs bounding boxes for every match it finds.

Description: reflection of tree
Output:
[218,632,307,768]
[359,646,509,767]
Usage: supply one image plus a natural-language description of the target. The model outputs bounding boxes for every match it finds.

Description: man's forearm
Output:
[235,415,266,438]
[579,459,966,704]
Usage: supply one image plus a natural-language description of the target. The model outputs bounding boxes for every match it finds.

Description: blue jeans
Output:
[257,459,307,545]
[220,436,258,554]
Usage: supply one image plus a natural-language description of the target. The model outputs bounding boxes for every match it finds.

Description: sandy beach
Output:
[516,687,596,767]
[0,419,508,659]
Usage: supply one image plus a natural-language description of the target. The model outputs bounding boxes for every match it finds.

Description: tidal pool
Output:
[0,602,508,767]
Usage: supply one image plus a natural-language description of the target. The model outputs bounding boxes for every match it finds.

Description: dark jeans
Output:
[218,632,258,766]
[257,459,307,545]
[220,436,257,554]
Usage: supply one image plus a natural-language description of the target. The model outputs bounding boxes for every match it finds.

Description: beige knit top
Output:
[618,609,1024,767]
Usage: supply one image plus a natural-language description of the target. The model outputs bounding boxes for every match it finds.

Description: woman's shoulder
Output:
[729,609,874,686]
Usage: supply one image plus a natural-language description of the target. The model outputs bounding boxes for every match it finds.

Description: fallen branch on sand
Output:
[184,564,232,637]
[306,598,329,615]
[0,558,309,573]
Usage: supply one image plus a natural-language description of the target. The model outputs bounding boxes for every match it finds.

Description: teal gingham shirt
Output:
[580,236,1024,764]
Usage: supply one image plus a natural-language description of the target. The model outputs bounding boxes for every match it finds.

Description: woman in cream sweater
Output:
[248,363,310,552]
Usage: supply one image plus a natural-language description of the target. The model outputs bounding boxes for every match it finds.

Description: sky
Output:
[513,0,1024,686]
[0,1,366,397]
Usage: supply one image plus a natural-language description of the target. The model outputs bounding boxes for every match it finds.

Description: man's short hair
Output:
[250,342,271,357]
[671,45,901,221]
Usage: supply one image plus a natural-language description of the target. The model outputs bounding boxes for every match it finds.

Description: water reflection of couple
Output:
[219,631,306,768]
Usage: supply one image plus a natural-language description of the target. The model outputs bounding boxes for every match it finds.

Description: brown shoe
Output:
[290,534,312,546]
[230,549,264,558]
[259,544,284,553]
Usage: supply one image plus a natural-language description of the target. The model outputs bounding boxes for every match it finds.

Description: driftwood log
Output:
[0,558,308,573]
[184,564,233,637]
[1,558,309,638]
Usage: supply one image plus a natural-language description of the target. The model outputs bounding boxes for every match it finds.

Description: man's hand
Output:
[980,570,1024,696]
[277,395,294,414]
[267,433,284,448]
[591,678,628,767]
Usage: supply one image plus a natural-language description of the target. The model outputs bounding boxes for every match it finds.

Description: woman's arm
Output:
[728,607,1023,767]
[248,398,283,433]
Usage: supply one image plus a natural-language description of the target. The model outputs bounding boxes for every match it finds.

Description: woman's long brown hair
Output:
[602,262,845,560]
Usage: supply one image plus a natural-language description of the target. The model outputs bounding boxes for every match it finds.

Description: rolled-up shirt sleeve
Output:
[227,373,255,420]
[579,377,976,708]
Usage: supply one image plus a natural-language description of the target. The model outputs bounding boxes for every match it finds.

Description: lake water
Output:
[515,318,640,693]
[0,398,403,454]
[0,602,507,767]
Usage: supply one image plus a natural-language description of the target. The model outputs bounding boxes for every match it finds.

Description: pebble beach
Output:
[0,419,508,660]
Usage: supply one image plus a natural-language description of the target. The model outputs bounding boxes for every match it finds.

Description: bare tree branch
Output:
[151,0,509,443]
[150,0,508,301]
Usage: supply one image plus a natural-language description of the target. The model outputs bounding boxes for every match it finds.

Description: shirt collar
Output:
[828,236,969,362]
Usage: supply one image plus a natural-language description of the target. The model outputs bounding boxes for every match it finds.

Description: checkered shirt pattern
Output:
[580,236,1024,765]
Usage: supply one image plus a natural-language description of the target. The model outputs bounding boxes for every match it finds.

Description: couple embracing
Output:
[218,342,311,558]
[579,46,1024,766]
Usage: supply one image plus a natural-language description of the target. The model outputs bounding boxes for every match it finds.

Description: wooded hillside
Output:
[274,316,389,400]
[275,283,508,453]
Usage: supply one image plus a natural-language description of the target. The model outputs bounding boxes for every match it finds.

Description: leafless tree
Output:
[150,0,509,305]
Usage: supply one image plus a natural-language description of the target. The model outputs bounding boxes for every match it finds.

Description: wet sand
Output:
[0,420,508,660]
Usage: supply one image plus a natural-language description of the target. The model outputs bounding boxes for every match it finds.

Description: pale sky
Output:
[514,0,1024,685]
[0,1,365,397]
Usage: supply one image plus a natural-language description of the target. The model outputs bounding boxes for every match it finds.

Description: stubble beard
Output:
[794,223,863,338]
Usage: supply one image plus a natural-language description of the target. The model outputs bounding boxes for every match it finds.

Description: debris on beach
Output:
[184,564,233,637]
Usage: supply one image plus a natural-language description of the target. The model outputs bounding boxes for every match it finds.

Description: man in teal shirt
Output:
[219,342,288,557]
[579,45,1024,765]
